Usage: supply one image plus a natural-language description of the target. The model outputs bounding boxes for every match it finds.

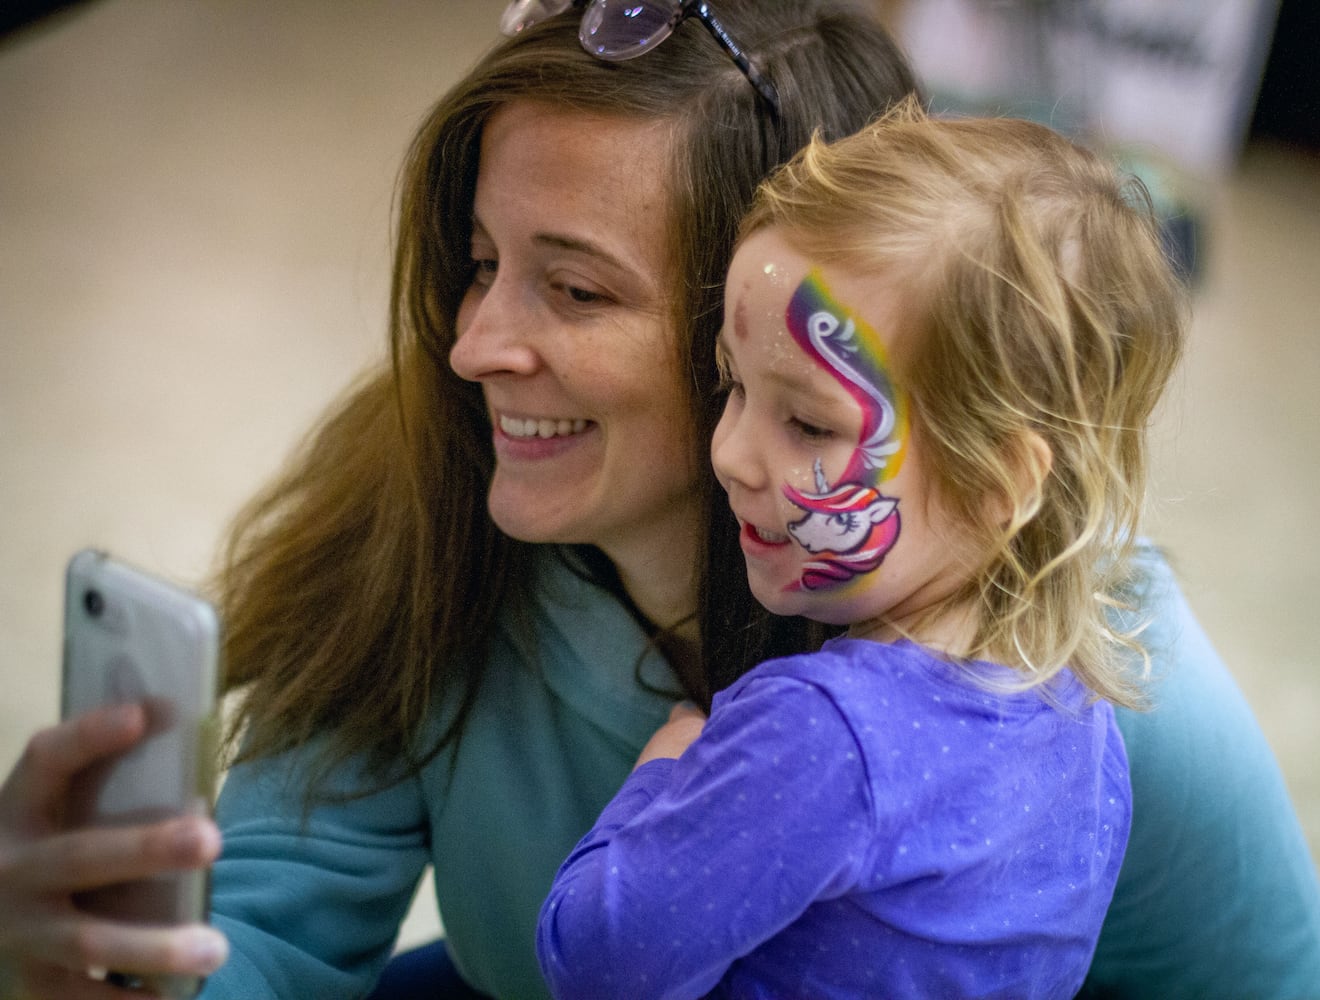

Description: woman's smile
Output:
[497,413,591,439]
[492,410,599,461]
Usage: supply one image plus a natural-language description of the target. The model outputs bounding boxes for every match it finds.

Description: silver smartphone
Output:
[61,549,221,998]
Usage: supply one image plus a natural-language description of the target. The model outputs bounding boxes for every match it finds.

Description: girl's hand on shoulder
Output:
[635,701,708,769]
[0,705,228,998]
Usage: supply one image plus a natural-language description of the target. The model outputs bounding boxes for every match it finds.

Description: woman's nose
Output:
[449,281,540,381]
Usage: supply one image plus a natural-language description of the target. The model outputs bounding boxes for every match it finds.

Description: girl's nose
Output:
[711,401,767,492]
[449,280,540,381]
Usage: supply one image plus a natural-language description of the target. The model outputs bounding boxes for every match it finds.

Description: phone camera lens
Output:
[83,589,105,617]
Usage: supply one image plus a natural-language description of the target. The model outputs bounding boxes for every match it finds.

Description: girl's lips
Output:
[740,520,791,552]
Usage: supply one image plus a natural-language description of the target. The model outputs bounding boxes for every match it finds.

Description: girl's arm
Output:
[536,673,874,1000]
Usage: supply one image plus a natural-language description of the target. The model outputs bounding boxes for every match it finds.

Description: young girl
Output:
[536,101,1186,998]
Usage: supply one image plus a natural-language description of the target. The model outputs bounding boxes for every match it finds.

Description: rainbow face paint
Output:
[782,270,908,591]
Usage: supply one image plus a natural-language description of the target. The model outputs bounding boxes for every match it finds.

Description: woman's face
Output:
[450,101,700,579]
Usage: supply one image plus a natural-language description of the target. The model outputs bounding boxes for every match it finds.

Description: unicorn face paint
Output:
[785,458,900,591]
[714,228,976,630]
[779,269,907,592]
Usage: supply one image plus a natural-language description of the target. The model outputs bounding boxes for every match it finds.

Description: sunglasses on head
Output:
[500,0,781,115]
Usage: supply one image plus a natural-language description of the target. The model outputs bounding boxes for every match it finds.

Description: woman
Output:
[1,2,1317,998]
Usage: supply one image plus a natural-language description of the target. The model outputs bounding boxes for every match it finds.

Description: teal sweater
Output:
[200,546,1320,999]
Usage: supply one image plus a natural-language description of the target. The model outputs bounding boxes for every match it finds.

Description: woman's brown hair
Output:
[215,1,918,801]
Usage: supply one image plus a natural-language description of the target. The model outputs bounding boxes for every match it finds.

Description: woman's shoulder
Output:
[1087,542,1320,996]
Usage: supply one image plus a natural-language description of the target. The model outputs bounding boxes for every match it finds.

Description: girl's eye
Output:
[790,417,833,440]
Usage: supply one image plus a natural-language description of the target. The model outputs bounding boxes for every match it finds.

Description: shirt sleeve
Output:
[197,743,431,1000]
[536,672,875,1000]
[1081,546,1320,999]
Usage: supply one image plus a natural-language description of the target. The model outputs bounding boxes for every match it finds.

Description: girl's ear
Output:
[991,430,1053,530]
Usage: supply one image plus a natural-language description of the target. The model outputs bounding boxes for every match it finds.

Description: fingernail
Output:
[187,930,228,973]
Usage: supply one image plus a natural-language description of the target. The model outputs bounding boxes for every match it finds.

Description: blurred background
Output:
[2,0,1316,954]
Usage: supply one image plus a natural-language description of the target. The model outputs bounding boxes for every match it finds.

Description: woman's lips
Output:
[498,414,589,439]
[492,412,596,460]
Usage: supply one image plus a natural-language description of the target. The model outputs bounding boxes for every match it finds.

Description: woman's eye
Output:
[470,258,497,287]
[549,276,610,307]
[565,285,603,304]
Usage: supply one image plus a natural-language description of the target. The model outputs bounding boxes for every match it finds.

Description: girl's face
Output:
[450,102,700,591]
[712,228,979,637]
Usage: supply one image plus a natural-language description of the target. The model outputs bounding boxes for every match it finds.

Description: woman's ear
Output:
[991,430,1053,530]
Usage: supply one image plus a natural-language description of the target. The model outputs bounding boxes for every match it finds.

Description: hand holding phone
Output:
[60,549,222,997]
